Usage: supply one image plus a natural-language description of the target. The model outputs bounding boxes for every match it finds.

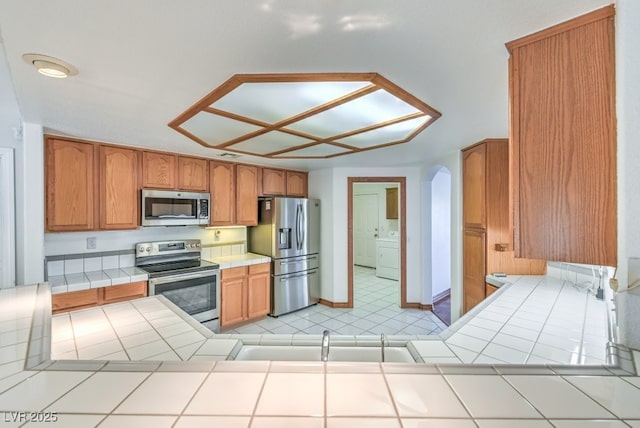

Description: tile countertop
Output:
[48,267,149,295]
[205,252,271,269]
[3,280,640,426]
[47,254,270,294]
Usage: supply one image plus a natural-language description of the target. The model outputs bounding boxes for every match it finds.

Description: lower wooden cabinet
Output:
[485,283,499,298]
[51,281,148,314]
[220,263,271,328]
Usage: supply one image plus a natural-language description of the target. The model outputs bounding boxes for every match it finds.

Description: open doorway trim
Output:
[347,177,408,308]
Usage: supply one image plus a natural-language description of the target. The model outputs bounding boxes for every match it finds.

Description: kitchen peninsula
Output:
[1,268,638,427]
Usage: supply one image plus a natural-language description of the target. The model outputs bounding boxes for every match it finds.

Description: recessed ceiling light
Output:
[22,54,78,78]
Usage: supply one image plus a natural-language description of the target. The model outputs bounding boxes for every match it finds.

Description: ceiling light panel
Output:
[337,117,431,148]
[227,131,313,155]
[180,111,262,146]
[285,89,422,138]
[169,73,440,159]
[211,81,370,123]
[273,143,352,158]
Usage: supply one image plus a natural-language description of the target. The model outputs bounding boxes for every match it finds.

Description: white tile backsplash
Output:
[119,253,135,268]
[102,255,119,270]
[47,260,64,277]
[64,258,84,274]
[83,257,102,272]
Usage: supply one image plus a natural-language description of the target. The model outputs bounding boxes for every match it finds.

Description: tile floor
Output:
[217,266,447,336]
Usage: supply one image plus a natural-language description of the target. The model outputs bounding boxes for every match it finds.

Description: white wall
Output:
[421,152,463,322]
[309,166,422,304]
[430,168,452,298]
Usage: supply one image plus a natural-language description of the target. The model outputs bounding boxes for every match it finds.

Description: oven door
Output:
[148,270,219,323]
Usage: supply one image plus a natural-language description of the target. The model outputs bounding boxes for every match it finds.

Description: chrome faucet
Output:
[381,333,386,362]
[321,330,330,362]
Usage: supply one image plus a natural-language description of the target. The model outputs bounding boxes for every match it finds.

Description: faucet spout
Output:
[321,330,330,362]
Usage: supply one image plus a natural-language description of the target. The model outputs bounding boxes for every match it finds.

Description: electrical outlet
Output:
[86,237,96,250]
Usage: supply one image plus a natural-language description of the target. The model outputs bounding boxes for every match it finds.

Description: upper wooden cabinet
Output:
[46,138,96,232]
[142,151,176,189]
[209,161,235,226]
[99,145,139,230]
[178,156,209,192]
[261,168,308,197]
[507,6,616,266]
[261,168,286,196]
[385,187,398,219]
[235,164,259,226]
[285,170,308,197]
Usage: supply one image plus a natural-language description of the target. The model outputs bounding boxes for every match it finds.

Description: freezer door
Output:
[271,268,320,316]
[273,254,319,275]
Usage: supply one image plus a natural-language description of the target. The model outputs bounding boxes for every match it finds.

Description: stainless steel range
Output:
[135,239,219,325]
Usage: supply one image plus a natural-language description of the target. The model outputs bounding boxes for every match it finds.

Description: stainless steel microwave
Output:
[141,189,210,227]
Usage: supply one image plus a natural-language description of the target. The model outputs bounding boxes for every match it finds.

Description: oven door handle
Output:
[148,270,218,286]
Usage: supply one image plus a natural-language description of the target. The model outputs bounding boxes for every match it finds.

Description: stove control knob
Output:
[145,246,152,253]
[195,243,201,248]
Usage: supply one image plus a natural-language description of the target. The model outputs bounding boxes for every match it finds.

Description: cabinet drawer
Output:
[103,281,147,304]
[222,266,248,280]
[52,289,100,314]
[249,263,270,275]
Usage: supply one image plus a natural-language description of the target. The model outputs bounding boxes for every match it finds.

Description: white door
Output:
[353,193,379,268]
[0,148,15,288]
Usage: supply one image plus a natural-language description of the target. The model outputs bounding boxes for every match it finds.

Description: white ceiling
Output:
[0,0,610,171]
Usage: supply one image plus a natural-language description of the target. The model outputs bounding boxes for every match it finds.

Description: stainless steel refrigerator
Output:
[248,197,320,316]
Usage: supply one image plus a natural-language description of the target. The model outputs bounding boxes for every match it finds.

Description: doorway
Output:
[424,166,452,324]
[0,148,15,288]
[348,177,407,308]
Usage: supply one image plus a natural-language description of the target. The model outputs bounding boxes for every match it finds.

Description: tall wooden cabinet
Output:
[209,161,236,226]
[235,164,259,226]
[99,145,139,230]
[507,6,616,266]
[46,139,96,232]
[462,139,546,314]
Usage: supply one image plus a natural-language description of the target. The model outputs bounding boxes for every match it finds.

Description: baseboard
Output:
[318,298,352,308]
[403,302,433,310]
[432,289,451,304]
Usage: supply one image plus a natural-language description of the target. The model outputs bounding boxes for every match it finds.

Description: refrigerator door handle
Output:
[279,256,317,265]
[296,203,304,251]
[280,270,318,282]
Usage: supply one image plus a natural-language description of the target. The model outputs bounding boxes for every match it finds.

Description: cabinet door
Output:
[142,151,176,189]
[46,138,96,231]
[385,187,398,219]
[99,145,139,230]
[102,281,147,304]
[178,156,209,191]
[51,289,100,314]
[286,171,308,197]
[463,229,486,314]
[462,144,485,229]
[235,164,258,226]
[247,263,271,319]
[220,277,246,327]
[209,161,235,226]
[262,168,286,196]
[508,7,616,266]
